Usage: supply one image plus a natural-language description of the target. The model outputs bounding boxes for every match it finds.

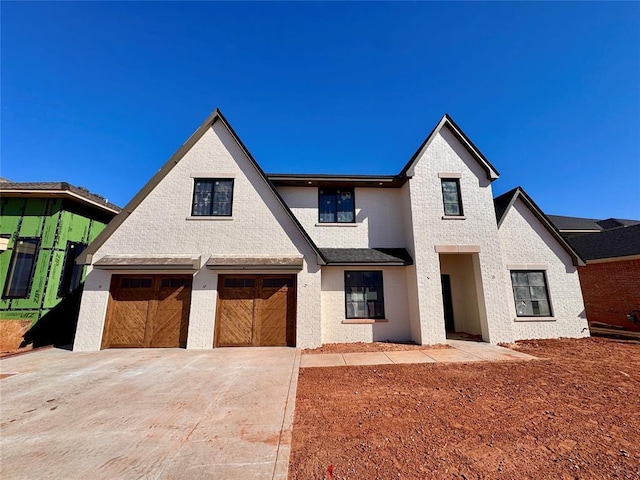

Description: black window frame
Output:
[2,237,40,299]
[58,242,87,297]
[441,178,464,216]
[510,270,553,317]
[318,188,355,223]
[191,178,234,217]
[344,270,385,319]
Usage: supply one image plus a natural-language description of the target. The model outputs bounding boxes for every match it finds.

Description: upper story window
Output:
[319,188,355,223]
[3,238,39,299]
[191,179,234,216]
[510,270,553,317]
[441,179,463,216]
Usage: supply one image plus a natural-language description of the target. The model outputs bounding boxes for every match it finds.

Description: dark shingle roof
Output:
[547,215,639,232]
[596,218,640,230]
[319,248,413,265]
[0,181,121,213]
[546,215,603,232]
[569,224,640,261]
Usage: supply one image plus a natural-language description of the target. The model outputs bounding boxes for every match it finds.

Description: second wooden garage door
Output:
[215,275,296,347]
[102,275,192,348]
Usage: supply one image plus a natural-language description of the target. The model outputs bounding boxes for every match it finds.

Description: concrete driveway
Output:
[0,347,300,480]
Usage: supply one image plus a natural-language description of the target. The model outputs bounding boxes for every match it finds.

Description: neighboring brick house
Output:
[548,216,640,333]
[73,110,588,351]
[569,223,640,332]
[0,181,120,351]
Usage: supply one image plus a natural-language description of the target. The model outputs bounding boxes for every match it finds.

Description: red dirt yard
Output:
[289,337,640,479]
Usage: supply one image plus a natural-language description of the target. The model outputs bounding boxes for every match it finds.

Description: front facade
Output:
[0,181,120,350]
[73,110,589,351]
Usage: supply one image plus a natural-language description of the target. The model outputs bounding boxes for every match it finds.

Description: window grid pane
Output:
[345,271,385,319]
[192,179,234,216]
[510,270,552,317]
[319,188,355,223]
[441,179,463,216]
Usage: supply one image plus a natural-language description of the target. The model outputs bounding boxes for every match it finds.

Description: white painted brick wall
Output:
[321,266,411,344]
[277,187,405,248]
[407,127,514,344]
[74,122,322,351]
[498,198,589,340]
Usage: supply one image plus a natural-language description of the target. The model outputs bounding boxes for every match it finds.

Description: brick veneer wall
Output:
[578,259,640,332]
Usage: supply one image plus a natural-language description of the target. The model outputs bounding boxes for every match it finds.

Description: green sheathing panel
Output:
[18,198,47,237]
[41,199,63,247]
[1,197,113,324]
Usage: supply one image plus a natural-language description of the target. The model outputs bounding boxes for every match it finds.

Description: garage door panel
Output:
[258,290,287,346]
[103,275,192,349]
[216,276,295,347]
[217,294,254,346]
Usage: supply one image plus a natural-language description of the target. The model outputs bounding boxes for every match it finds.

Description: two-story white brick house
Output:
[73,110,588,351]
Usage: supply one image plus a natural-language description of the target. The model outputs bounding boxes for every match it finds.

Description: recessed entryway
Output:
[102,275,192,348]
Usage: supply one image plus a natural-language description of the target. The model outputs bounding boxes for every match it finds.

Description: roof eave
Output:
[0,188,120,215]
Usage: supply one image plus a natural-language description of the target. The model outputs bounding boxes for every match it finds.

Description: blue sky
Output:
[2,2,639,219]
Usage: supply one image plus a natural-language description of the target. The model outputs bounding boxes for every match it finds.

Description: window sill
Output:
[186,216,234,221]
[514,317,556,322]
[342,319,389,324]
[442,215,466,220]
[315,223,359,227]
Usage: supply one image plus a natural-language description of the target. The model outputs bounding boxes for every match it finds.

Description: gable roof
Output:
[78,109,326,265]
[568,224,640,261]
[400,114,500,181]
[494,187,585,266]
[0,181,121,214]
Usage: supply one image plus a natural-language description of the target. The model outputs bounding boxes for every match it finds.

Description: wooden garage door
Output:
[102,275,192,348]
[215,275,296,347]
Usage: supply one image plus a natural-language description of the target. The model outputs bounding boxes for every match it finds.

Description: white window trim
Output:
[442,215,467,220]
[190,172,236,178]
[315,222,359,227]
[438,172,462,178]
[186,216,234,221]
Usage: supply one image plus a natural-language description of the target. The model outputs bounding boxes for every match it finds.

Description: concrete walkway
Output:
[0,347,300,480]
[300,339,537,367]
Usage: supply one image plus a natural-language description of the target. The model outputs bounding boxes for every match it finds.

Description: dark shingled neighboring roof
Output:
[568,224,640,261]
[546,215,603,232]
[596,218,640,230]
[0,181,121,213]
[547,215,640,232]
[320,248,413,265]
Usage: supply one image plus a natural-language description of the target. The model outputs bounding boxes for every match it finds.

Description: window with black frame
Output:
[58,242,87,297]
[344,271,385,319]
[191,179,234,216]
[3,238,39,298]
[510,270,553,317]
[319,188,355,223]
[441,179,464,216]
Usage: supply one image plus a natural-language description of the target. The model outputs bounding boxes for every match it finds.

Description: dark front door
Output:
[441,274,455,332]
